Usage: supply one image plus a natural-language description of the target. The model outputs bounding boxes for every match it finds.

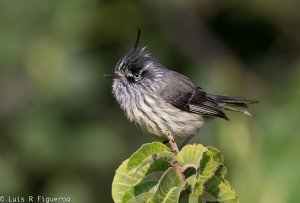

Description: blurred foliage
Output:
[0,0,299,202]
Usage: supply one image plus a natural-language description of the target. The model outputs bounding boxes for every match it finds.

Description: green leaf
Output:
[180,194,204,203]
[112,160,139,203]
[142,171,165,182]
[185,174,204,197]
[112,159,165,203]
[112,144,173,203]
[199,146,224,181]
[147,198,154,203]
[204,176,239,203]
[137,157,173,185]
[127,192,153,203]
[112,158,171,203]
[132,151,174,176]
[185,146,226,197]
[163,186,184,203]
[206,146,224,164]
[176,144,207,171]
[122,181,157,203]
[127,193,154,203]
[127,142,172,173]
[215,165,227,178]
[153,167,183,203]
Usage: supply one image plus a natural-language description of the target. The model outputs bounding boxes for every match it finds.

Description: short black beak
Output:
[103,72,115,78]
[103,71,125,79]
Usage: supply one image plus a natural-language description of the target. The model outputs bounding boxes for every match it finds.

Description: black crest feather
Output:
[134,28,141,50]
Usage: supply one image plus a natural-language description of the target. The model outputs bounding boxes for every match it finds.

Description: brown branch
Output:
[166,130,185,183]
[166,130,179,155]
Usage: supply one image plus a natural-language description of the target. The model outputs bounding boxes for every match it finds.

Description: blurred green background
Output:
[0,0,300,202]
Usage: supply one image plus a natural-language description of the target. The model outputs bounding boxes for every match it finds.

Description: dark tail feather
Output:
[209,94,258,107]
[209,94,259,116]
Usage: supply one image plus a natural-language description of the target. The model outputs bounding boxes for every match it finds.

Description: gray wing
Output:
[160,71,229,120]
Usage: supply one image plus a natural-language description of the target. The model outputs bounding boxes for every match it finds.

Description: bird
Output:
[104,29,257,147]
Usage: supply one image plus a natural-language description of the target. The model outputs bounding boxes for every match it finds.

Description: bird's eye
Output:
[133,73,140,78]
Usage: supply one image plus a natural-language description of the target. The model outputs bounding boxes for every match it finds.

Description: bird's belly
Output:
[153,104,204,139]
[127,97,205,140]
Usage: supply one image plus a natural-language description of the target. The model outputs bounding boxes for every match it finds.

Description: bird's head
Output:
[104,29,165,89]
